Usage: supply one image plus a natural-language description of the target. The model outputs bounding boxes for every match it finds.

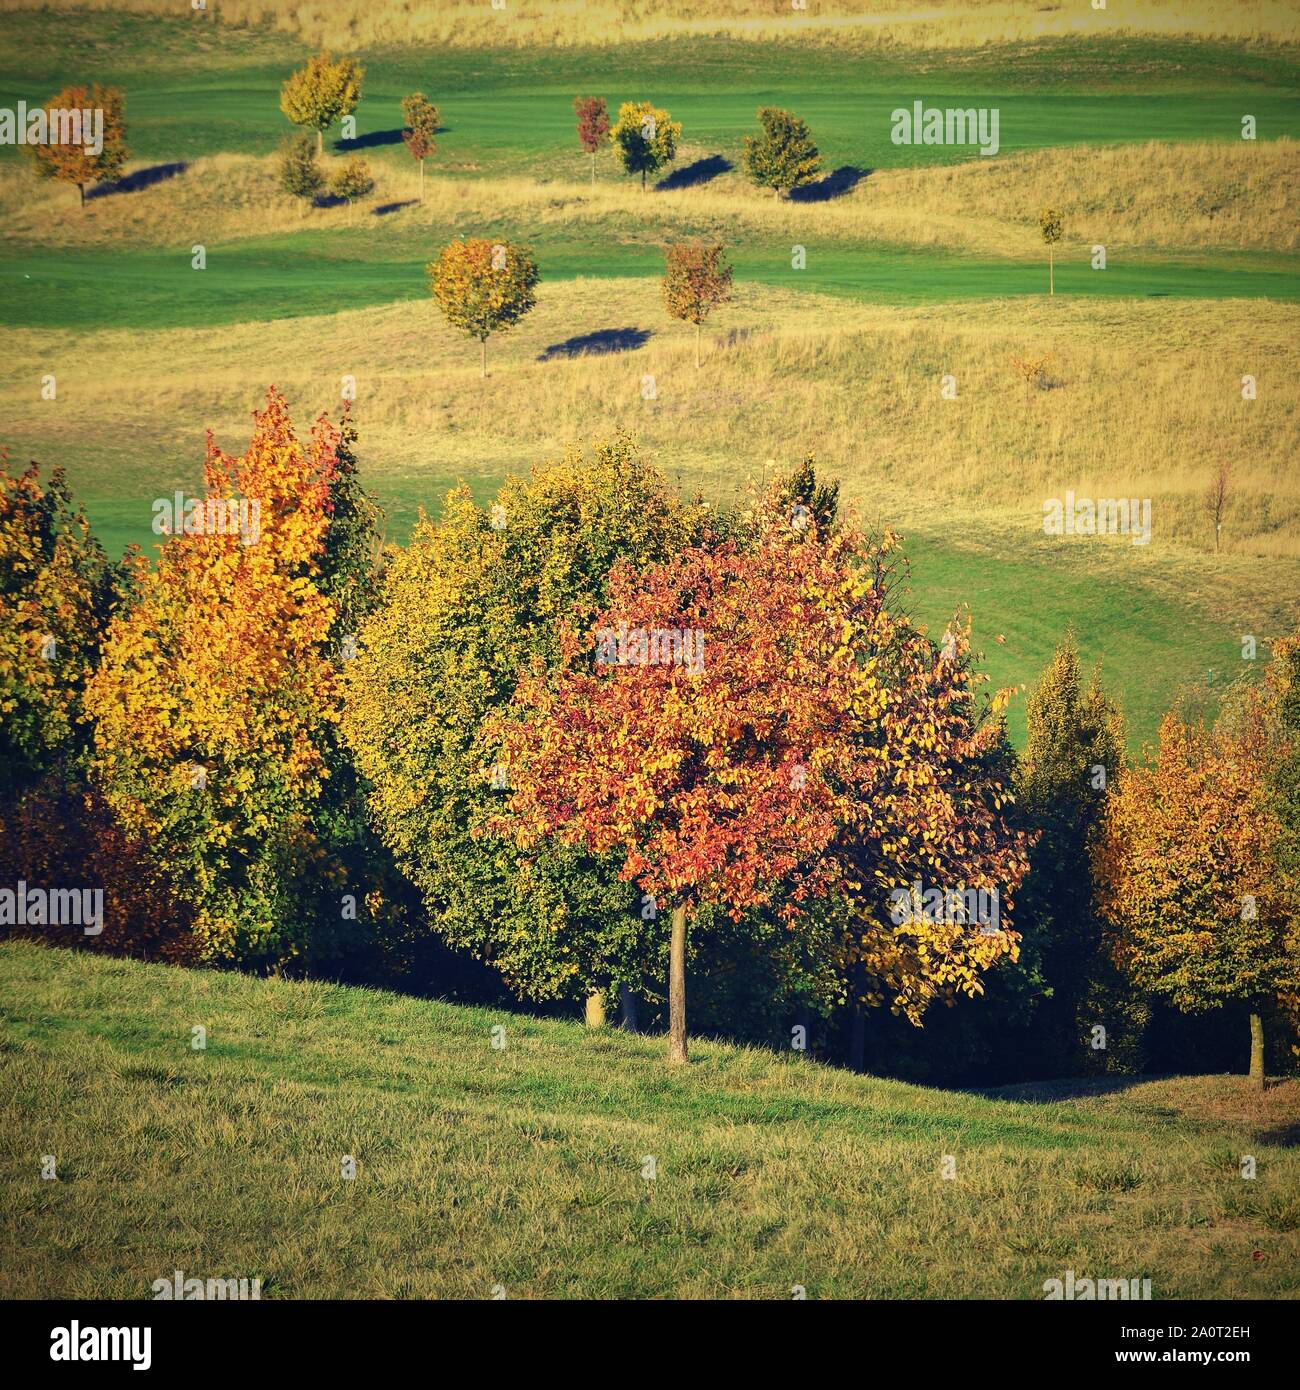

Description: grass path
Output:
[1,941,1296,1298]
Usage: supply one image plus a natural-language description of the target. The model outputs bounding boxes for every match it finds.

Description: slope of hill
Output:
[1,940,1296,1299]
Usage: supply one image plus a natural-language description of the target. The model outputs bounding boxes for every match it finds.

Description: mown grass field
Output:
[1,940,1297,1299]
[0,6,1296,748]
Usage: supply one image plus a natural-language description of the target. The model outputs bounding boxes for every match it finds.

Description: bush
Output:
[279,135,325,202]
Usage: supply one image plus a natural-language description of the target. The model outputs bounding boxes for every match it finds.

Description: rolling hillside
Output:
[1,940,1297,1299]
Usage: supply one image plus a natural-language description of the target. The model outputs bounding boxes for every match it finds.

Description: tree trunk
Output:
[479,338,487,379]
[619,984,639,1032]
[694,322,701,369]
[641,168,647,192]
[668,904,688,1064]
[848,1001,866,1073]
[1249,1011,1265,1091]
[584,991,607,1028]
[78,183,85,209]
[317,129,324,157]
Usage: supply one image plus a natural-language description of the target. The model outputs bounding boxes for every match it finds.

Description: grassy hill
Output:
[1,939,1297,1298]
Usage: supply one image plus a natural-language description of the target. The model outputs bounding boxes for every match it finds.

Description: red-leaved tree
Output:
[573,95,610,186]
[491,521,863,1061]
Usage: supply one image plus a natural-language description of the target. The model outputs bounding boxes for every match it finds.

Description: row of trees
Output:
[575,96,823,195]
[428,235,733,374]
[2,406,1296,1083]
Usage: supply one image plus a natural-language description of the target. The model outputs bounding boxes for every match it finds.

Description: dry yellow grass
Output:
[5,0,1296,49]
[4,140,1296,258]
[3,279,1297,640]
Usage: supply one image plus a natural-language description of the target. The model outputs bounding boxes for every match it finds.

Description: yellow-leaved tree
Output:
[1094,653,1300,1089]
[85,388,344,967]
[429,237,539,378]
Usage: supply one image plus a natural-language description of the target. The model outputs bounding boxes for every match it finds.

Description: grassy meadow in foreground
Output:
[1,941,1297,1299]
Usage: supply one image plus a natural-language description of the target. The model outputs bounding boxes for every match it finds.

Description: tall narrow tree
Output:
[573,96,610,186]
[662,240,733,368]
[1015,635,1135,1075]
[402,92,439,200]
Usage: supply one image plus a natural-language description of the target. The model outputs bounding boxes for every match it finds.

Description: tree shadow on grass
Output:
[1258,1118,1300,1148]
[335,128,404,151]
[87,161,188,200]
[539,327,652,361]
[973,1075,1174,1104]
[656,154,732,191]
[373,200,418,216]
[336,125,450,152]
[788,165,871,203]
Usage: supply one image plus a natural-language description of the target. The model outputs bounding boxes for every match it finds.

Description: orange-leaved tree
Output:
[429,238,539,378]
[28,84,127,208]
[662,240,733,368]
[490,516,870,1063]
[1094,666,1300,1090]
[85,388,344,968]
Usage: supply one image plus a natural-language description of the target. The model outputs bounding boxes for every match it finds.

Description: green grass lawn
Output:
[3,233,1295,331]
[0,940,1296,1299]
[2,15,1297,169]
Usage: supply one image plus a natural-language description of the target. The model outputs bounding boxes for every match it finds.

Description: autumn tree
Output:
[278,134,325,203]
[1014,635,1138,1075]
[0,456,116,801]
[330,155,374,218]
[342,438,703,1023]
[401,92,439,200]
[429,238,540,378]
[1268,635,1300,1043]
[280,52,363,156]
[573,95,610,186]
[743,106,821,198]
[662,240,733,368]
[610,101,680,191]
[830,601,1030,1071]
[28,84,127,208]
[1094,670,1300,1090]
[491,498,1028,1065]
[1010,351,1052,407]
[1038,206,1063,296]
[0,780,199,964]
[85,388,346,969]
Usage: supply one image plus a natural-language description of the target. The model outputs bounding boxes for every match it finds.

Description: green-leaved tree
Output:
[742,106,821,198]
